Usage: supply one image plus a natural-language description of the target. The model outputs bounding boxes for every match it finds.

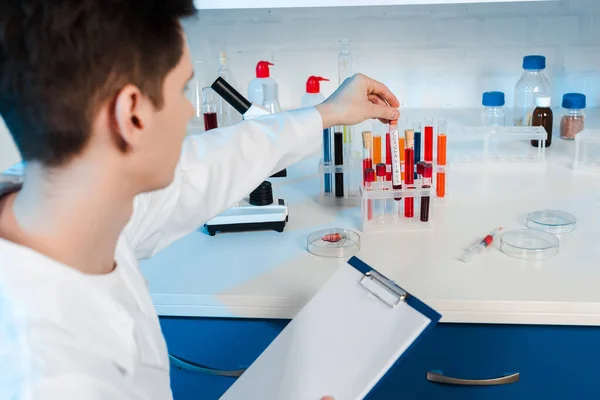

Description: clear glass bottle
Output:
[514,55,551,126]
[560,93,586,140]
[481,91,506,127]
[262,82,281,114]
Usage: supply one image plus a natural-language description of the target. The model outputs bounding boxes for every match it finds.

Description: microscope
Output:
[204,77,289,236]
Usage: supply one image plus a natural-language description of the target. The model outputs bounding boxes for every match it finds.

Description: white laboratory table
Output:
[140,110,600,327]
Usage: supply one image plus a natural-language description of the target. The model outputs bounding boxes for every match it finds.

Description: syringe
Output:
[460,227,503,263]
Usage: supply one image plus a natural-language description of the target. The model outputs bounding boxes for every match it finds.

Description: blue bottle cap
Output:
[482,91,505,107]
[523,55,546,70]
[562,93,586,109]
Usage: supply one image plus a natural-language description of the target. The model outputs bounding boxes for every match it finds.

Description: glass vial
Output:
[560,93,586,140]
[481,91,506,127]
[531,96,553,148]
[202,87,218,131]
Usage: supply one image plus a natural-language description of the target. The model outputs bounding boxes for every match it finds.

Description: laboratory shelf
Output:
[160,317,600,400]
[194,0,553,10]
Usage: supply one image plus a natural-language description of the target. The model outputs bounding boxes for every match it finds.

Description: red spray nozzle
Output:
[256,61,275,78]
[306,76,329,94]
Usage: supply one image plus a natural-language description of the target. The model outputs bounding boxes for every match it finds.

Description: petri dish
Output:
[500,229,559,260]
[526,210,576,234]
[307,228,361,258]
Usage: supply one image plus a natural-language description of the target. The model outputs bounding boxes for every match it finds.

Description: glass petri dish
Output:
[500,229,559,260]
[307,228,361,258]
[526,210,576,234]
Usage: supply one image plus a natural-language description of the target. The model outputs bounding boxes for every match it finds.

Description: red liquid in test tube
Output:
[424,124,433,162]
[363,158,372,185]
[365,168,375,222]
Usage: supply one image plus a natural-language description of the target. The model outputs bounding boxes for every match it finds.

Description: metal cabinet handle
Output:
[427,371,519,386]
[169,354,246,378]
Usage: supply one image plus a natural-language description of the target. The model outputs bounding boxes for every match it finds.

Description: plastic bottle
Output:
[531,96,553,148]
[248,61,276,106]
[514,55,551,126]
[262,82,281,114]
[560,93,586,140]
[216,51,233,127]
[301,76,328,108]
[301,76,332,194]
[481,91,506,127]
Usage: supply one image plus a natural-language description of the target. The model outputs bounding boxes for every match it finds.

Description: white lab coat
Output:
[0,108,323,400]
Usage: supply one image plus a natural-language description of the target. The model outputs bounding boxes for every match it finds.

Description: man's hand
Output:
[315,73,400,129]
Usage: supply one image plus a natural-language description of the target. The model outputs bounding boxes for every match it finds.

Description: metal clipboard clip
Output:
[359,270,408,308]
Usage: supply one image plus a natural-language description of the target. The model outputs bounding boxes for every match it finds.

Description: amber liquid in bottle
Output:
[531,106,553,148]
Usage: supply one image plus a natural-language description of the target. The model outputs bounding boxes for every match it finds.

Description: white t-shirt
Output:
[0,108,323,399]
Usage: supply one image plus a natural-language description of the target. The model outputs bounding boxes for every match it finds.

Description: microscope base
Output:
[205,199,289,236]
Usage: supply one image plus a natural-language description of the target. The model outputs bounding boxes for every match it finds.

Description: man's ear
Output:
[112,84,153,150]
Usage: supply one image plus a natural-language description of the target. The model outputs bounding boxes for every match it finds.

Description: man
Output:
[0,1,400,399]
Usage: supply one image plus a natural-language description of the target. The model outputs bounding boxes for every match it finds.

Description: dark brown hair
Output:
[0,0,196,167]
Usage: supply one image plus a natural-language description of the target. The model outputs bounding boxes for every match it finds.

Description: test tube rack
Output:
[360,182,434,233]
[573,129,600,172]
[446,126,547,166]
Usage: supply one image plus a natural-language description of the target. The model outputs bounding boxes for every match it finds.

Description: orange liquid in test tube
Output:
[399,137,405,181]
[373,135,382,165]
[436,134,447,198]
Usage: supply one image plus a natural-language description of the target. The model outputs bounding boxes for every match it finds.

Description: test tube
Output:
[373,134,382,165]
[365,168,375,222]
[343,125,354,197]
[437,131,447,198]
[389,120,403,218]
[376,163,387,221]
[420,163,433,222]
[399,137,406,181]
[334,130,344,198]
[404,129,415,219]
[416,161,426,178]
[361,131,373,186]
[323,128,332,194]
[413,122,422,179]
[424,118,434,163]
[385,125,392,178]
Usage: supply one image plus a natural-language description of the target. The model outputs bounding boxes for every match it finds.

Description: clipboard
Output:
[220,256,441,400]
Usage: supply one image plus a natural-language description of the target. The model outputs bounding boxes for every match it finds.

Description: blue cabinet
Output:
[160,317,289,400]
[367,323,600,399]
[160,317,600,400]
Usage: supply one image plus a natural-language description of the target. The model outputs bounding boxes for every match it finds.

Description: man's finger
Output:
[369,103,400,122]
[363,76,400,108]
[368,93,388,107]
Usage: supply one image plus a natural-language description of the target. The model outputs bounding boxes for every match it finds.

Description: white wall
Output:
[0,117,18,171]
[184,0,600,110]
[2,0,599,170]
